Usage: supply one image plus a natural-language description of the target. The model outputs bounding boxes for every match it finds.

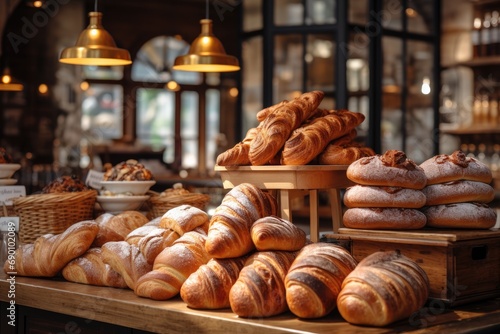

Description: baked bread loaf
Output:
[281,109,365,165]
[134,230,211,300]
[420,150,492,185]
[229,251,297,318]
[285,243,357,319]
[101,241,152,290]
[347,150,427,189]
[103,159,154,181]
[250,215,306,251]
[180,256,248,309]
[422,180,495,206]
[216,127,260,166]
[337,250,429,327]
[422,202,497,229]
[206,183,277,259]
[159,204,209,236]
[0,147,13,163]
[125,225,161,245]
[343,185,426,208]
[318,144,375,165]
[41,175,89,193]
[249,91,324,165]
[256,100,288,122]
[137,227,180,264]
[62,247,127,288]
[93,211,149,247]
[343,207,427,229]
[4,220,98,277]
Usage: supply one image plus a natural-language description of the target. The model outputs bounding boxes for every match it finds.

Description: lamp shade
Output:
[59,12,132,66]
[0,68,23,91]
[173,19,239,72]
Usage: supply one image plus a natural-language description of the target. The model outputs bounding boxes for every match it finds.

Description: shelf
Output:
[449,56,500,68]
[440,123,500,135]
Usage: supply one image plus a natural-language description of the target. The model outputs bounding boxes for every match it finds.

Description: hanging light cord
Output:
[205,0,209,19]
[94,0,98,12]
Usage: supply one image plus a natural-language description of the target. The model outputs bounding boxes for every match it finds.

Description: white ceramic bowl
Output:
[0,178,17,185]
[0,164,21,179]
[97,195,149,213]
[99,180,156,196]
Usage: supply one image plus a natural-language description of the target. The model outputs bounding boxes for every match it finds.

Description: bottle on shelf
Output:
[473,16,483,58]
[492,11,500,56]
[481,12,492,57]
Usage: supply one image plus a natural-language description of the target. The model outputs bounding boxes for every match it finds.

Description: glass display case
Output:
[241,0,441,162]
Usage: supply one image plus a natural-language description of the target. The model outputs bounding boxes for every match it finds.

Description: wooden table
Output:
[215,165,353,242]
[2,274,500,333]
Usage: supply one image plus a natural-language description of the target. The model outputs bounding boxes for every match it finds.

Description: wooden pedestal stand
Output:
[214,165,353,242]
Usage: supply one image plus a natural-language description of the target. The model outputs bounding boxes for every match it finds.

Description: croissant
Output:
[319,143,375,165]
[285,243,357,318]
[250,215,306,251]
[62,247,128,288]
[180,256,248,309]
[159,204,209,236]
[249,91,324,166]
[100,241,153,290]
[256,99,288,122]
[134,230,211,300]
[205,183,278,259]
[137,226,180,264]
[337,250,430,327]
[216,127,260,166]
[93,211,149,247]
[4,220,98,277]
[125,225,162,245]
[229,251,297,318]
[281,109,365,165]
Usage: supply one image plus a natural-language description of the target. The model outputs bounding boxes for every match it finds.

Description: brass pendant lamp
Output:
[59,0,131,66]
[0,67,23,92]
[173,0,239,72]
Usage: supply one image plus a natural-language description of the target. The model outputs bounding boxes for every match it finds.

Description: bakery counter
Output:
[1,274,500,333]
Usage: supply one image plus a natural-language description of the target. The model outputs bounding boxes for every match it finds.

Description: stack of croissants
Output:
[216,90,375,166]
[4,182,430,327]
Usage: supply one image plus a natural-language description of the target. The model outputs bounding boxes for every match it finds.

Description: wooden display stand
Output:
[214,165,353,242]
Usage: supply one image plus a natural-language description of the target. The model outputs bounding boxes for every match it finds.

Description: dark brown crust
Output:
[422,180,495,206]
[421,202,497,229]
[346,150,427,189]
[343,185,426,208]
[419,150,492,185]
[342,207,427,230]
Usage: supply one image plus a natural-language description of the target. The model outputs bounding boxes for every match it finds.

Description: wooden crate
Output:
[335,228,500,307]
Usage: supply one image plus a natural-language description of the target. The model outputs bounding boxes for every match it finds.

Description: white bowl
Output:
[97,195,149,213]
[0,178,17,185]
[0,164,21,179]
[99,180,156,196]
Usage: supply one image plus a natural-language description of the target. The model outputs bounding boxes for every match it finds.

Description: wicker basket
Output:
[148,191,211,219]
[13,190,97,244]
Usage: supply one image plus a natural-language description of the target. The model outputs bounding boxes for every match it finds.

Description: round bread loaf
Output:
[342,207,427,229]
[420,150,492,185]
[343,185,426,208]
[346,150,427,189]
[422,202,497,229]
[423,180,495,206]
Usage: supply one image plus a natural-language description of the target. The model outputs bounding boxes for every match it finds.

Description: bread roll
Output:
[3,220,98,277]
[285,243,357,318]
[206,183,277,259]
[125,225,161,245]
[347,150,427,189]
[101,241,153,290]
[159,204,209,236]
[343,207,427,230]
[249,91,324,165]
[134,230,211,300]
[229,251,297,318]
[62,247,128,288]
[423,180,495,206]
[420,150,492,185]
[343,185,426,208]
[93,211,149,247]
[422,202,497,229]
[281,109,365,165]
[250,215,306,251]
[180,256,248,309]
[337,250,429,327]
[137,227,180,264]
